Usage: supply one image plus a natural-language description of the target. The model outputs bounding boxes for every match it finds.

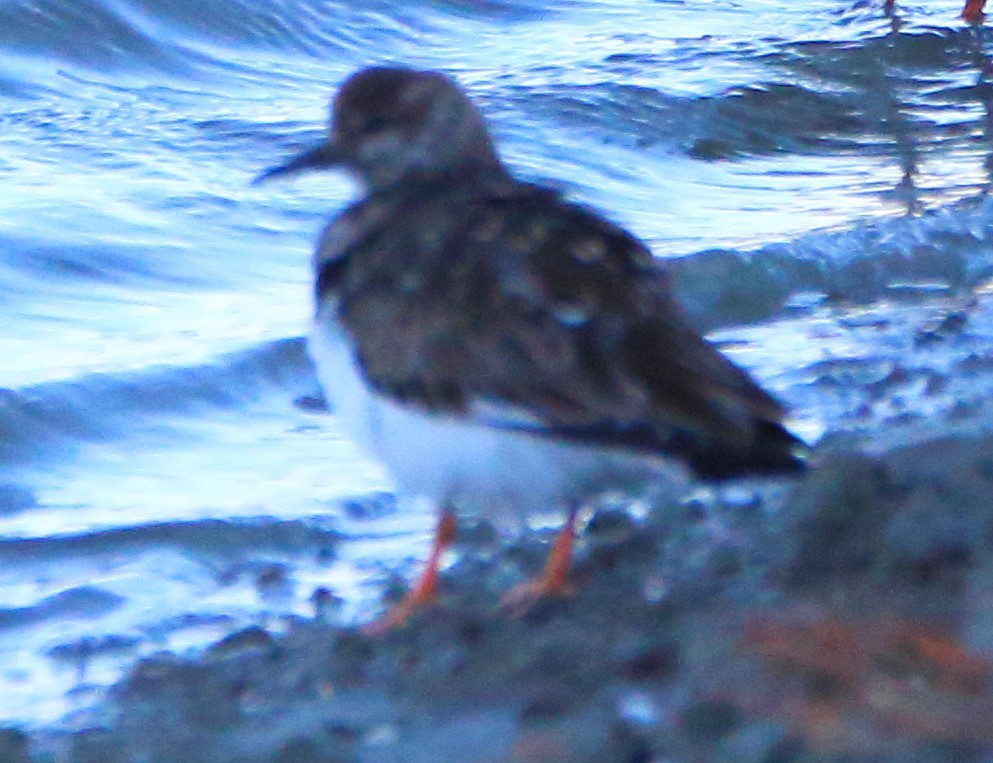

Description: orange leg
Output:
[964,0,986,23]
[362,509,457,635]
[501,505,579,613]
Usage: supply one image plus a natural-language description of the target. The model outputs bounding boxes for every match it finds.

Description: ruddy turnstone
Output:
[257,66,806,632]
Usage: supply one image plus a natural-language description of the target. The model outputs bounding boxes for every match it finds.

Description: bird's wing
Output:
[336,186,800,475]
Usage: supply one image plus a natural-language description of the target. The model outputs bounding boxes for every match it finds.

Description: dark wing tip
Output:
[488,415,807,482]
[684,421,808,482]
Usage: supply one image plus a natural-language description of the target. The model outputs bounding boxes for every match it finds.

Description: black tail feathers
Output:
[683,420,807,482]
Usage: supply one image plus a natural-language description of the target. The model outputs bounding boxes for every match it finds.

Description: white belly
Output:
[307,312,688,521]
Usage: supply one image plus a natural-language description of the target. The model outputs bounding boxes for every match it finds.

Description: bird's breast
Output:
[308,308,684,522]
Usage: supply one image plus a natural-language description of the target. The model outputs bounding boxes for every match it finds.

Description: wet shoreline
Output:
[14,418,993,762]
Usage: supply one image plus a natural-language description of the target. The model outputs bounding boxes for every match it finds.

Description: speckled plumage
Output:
[260,66,804,520]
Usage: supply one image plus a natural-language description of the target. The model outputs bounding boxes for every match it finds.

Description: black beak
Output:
[252,141,343,185]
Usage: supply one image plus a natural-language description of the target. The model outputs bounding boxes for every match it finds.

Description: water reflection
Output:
[877,3,993,209]
[885,0,987,25]
[762,17,993,215]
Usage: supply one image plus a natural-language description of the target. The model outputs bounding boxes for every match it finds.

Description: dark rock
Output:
[209,626,274,658]
[786,453,895,588]
[0,727,30,763]
[619,641,681,682]
[680,699,742,744]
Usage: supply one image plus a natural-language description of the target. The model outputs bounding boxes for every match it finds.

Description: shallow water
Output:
[4,0,993,728]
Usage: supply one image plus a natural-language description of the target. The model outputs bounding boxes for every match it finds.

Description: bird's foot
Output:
[500,573,575,616]
[362,582,439,636]
[500,510,578,615]
[361,510,456,635]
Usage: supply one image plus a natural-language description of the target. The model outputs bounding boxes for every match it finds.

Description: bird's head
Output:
[256,67,503,192]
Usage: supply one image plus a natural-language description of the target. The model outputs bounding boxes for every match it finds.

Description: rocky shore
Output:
[14,422,993,763]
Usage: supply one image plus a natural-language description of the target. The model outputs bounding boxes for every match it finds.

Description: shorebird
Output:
[256,66,806,633]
